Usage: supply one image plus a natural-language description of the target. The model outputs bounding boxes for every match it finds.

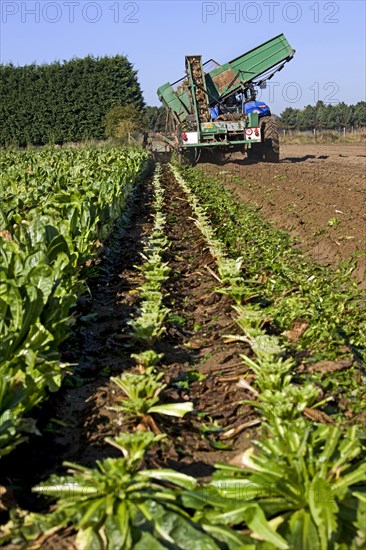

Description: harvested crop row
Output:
[110,164,193,431]
[173,162,366,423]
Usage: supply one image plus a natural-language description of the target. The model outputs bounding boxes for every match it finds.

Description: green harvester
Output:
[154,34,295,163]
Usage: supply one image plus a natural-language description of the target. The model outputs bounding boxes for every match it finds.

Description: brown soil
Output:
[199,143,366,287]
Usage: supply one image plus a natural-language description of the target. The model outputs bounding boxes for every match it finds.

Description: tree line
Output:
[279,101,366,131]
[0,56,144,146]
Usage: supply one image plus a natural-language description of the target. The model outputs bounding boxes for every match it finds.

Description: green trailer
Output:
[155,34,295,163]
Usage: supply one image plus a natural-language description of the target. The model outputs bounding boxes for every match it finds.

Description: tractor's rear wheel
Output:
[248,116,280,163]
[260,116,280,162]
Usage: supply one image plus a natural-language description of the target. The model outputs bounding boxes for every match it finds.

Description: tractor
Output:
[153,34,295,164]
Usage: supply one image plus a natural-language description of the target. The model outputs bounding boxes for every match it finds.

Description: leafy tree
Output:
[353,101,366,127]
[297,104,317,130]
[103,105,144,142]
[143,106,167,132]
[279,107,298,130]
[333,101,350,128]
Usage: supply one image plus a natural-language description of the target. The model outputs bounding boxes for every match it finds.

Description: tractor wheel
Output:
[259,116,280,162]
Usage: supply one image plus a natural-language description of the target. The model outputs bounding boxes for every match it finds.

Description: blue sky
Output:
[1,0,365,114]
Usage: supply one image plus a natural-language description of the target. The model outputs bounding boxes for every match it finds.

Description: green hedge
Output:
[0,55,144,146]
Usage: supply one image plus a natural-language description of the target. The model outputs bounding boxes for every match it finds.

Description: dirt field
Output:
[199,143,366,287]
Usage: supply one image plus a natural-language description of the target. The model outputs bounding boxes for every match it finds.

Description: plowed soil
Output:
[199,143,366,287]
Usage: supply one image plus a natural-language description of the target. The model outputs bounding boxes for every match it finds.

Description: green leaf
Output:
[205,503,258,526]
[287,509,320,550]
[78,497,107,528]
[139,469,197,490]
[28,265,55,304]
[209,478,262,501]
[133,531,166,550]
[148,402,193,418]
[0,282,23,330]
[22,322,54,355]
[106,431,165,462]
[75,526,103,550]
[33,482,98,497]
[141,501,221,550]
[243,504,289,550]
[309,476,338,549]
[104,501,132,550]
[333,463,366,493]
[201,523,256,550]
